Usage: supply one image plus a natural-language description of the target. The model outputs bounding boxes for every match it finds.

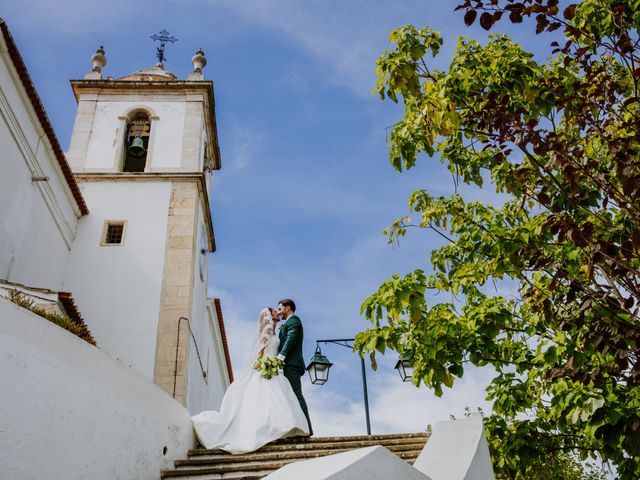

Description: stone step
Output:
[272,432,428,444]
[161,432,428,480]
[176,447,423,469]
[161,470,271,480]
[180,443,423,465]
[189,432,428,457]
[162,450,422,479]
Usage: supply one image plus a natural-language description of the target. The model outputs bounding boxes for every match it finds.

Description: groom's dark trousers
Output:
[283,365,313,436]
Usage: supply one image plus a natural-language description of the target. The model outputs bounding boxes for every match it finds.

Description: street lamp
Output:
[306,345,333,385]
[306,338,371,435]
[394,355,414,382]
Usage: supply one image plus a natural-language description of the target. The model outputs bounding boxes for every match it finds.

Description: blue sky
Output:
[2,0,550,436]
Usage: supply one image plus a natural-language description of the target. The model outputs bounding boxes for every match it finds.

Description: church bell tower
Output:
[62,37,225,410]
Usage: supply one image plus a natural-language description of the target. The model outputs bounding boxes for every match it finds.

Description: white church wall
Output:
[62,180,172,381]
[0,297,195,480]
[76,97,188,171]
[0,39,79,289]
[186,205,228,414]
[151,99,187,170]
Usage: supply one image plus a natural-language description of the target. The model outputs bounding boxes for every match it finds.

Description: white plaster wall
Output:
[80,98,187,171]
[186,204,228,413]
[62,181,171,381]
[0,41,79,289]
[0,297,195,480]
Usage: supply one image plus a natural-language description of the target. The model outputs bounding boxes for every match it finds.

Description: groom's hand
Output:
[277,354,285,362]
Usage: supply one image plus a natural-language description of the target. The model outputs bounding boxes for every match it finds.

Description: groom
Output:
[277,298,313,436]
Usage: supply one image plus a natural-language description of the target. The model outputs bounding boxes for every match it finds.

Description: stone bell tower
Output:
[62,39,228,411]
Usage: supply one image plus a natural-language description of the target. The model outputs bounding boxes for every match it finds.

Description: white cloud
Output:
[341,231,409,278]
[5,0,458,99]
[208,286,260,372]
[1,0,149,35]
[370,367,494,432]
[306,387,368,436]
[190,0,435,97]
[219,115,266,175]
[212,0,380,95]
[308,363,495,437]
[279,66,310,94]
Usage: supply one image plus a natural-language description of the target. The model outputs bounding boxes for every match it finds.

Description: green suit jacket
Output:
[278,314,305,371]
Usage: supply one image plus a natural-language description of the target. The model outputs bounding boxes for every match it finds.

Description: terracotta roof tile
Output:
[58,291,96,345]
[213,298,234,383]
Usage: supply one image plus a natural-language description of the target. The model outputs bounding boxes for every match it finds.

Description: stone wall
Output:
[154,180,199,403]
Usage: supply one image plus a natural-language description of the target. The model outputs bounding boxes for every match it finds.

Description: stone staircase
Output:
[161,432,429,479]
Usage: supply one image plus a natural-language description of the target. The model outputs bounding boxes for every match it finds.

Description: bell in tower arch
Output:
[123,113,150,172]
[127,136,146,158]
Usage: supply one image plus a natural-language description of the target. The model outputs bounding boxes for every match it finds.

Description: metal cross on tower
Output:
[150,29,178,66]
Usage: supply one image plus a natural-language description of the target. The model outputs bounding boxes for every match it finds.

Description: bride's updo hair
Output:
[257,308,274,352]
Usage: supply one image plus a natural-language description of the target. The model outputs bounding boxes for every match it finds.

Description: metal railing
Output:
[173,316,208,398]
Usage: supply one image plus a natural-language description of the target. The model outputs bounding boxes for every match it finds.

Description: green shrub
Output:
[7,289,96,346]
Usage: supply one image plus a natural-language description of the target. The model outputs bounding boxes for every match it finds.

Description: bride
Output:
[191,307,310,453]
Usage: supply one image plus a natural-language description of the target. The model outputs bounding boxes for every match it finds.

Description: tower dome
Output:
[119,63,177,81]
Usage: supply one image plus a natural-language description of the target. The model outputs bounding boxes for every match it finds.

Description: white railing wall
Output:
[0,297,196,480]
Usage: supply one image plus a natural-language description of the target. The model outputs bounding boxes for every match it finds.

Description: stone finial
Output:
[191,48,207,74]
[91,46,107,72]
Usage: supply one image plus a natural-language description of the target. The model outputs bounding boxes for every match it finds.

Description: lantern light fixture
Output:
[394,355,414,382]
[305,345,333,385]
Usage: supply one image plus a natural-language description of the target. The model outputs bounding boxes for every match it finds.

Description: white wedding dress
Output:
[191,323,309,454]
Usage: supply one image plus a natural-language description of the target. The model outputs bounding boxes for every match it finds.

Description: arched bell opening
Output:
[123,111,151,172]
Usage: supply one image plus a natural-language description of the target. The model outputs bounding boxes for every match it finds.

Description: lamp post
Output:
[306,338,371,435]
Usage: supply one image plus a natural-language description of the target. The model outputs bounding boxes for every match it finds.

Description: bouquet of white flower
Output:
[253,355,284,379]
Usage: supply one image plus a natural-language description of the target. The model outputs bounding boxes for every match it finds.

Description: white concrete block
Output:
[413,415,496,480]
[264,445,432,480]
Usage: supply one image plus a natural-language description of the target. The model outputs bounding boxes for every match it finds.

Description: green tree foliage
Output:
[354,1,640,478]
